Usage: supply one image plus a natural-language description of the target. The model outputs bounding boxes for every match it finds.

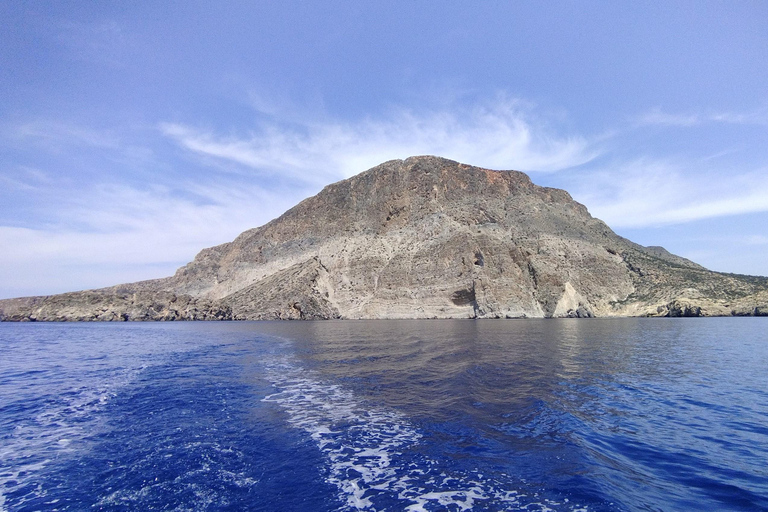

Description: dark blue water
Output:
[1,319,767,511]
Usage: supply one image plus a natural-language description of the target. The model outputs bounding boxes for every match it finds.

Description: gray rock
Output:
[2,156,767,320]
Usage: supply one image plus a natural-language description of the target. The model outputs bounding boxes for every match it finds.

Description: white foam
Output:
[0,367,140,510]
[263,359,587,511]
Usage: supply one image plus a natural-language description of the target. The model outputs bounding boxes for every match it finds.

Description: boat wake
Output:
[263,360,587,511]
[0,366,143,512]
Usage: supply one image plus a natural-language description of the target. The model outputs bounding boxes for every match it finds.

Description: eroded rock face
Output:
[0,292,231,322]
[2,156,767,321]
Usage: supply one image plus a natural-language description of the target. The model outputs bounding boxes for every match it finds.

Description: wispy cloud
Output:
[0,166,53,192]
[746,235,768,246]
[161,98,599,186]
[571,160,768,228]
[638,106,768,127]
[0,178,300,297]
[639,109,701,127]
[11,121,120,149]
[58,20,132,68]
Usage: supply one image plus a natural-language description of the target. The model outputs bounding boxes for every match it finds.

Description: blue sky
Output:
[1,1,767,298]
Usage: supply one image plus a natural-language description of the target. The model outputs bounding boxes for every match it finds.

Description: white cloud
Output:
[639,109,701,127]
[0,166,53,192]
[570,160,768,228]
[638,106,768,127]
[0,179,303,297]
[161,98,599,186]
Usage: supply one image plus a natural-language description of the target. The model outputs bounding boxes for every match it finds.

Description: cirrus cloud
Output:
[160,98,599,186]
[569,159,768,228]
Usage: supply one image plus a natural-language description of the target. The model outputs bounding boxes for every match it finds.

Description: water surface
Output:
[1,318,766,511]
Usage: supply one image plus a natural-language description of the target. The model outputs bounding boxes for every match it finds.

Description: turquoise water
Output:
[1,319,767,511]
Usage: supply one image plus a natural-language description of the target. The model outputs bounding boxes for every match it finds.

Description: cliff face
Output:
[2,156,767,321]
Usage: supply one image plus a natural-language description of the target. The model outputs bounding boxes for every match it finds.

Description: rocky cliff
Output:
[2,156,767,321]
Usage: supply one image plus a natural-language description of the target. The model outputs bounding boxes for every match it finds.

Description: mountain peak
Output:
[1,157,766,321]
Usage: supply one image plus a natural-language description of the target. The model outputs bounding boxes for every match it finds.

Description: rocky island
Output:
[1,156,766,321]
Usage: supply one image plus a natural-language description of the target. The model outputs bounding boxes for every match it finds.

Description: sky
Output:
[1,1,767,299]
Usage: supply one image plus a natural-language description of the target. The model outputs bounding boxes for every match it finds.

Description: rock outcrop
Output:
[2,156,767,321]
[0,291,231,322]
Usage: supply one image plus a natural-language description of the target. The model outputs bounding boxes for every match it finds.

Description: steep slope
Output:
[2,156,766,320]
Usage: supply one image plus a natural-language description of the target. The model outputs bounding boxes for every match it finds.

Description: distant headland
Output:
[1,156,766,321]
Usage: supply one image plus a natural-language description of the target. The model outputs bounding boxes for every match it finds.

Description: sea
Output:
[1,318,766,511]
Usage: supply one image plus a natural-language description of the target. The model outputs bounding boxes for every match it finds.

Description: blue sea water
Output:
[0,319,767,511]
